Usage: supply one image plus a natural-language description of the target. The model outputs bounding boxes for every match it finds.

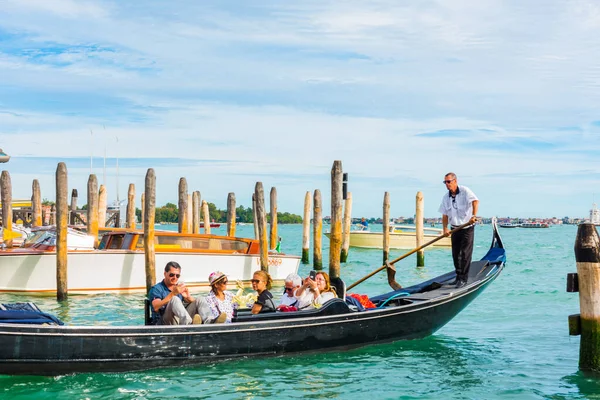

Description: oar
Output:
[347,221,474,291]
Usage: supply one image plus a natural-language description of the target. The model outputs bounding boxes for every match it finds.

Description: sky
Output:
[1,0,600,219]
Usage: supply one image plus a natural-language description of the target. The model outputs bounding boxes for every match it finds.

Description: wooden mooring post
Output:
[252,194,259,239]
[56,163,68,301]
[340,192,352,263]
[144,168,156,293]
[416,191,425,267]
[98,185,107,228]
[329,161,343,283]
[202,200,211,234]
[383,192,390,264]
[313,189,323,270]
[0,171,13,246]
[178,178,188,234]
[568,223,600,372]
[32,179,42,227]
[69,189,78,225]
[270,187,277,250]
[192,191,200,234]
[227,192,236,237]
[87,175,99,244]
[127,184,136,230]
[301,191,311,264]
[254,182,269,272]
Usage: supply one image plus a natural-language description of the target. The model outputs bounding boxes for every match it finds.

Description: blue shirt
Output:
[148,280,183,324]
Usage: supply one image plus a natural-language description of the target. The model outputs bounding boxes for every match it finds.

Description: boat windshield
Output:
[22,230,54,247]
[134,235,251,252]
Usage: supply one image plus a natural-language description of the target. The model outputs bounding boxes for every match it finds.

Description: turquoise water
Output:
[0,224,598,399]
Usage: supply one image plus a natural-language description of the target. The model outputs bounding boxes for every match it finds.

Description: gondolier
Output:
[439,172,479,288]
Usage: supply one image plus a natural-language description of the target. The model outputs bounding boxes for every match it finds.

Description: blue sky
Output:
[1,0,600,218]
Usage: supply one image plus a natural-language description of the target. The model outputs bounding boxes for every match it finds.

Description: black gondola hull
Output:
[0,221,506,375]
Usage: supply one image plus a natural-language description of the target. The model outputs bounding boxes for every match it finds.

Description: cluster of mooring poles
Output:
[1,159,436,301]
[568,223,600,372]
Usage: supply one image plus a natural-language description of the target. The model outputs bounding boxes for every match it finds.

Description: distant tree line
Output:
[135,203,302,224]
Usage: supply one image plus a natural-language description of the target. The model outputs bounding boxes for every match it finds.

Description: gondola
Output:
[0,220,505,376]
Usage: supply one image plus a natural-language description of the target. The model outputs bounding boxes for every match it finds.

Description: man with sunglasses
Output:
[148,261,217,325]
[438,173,479,289]
[277,273,302,309]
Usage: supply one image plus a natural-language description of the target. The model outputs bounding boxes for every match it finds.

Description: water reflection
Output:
[562,371,600,399]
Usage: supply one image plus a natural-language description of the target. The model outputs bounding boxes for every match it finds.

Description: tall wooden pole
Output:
[269,187,278,250]
[32,179,42,227]
[98,184,107,228]
[329,161,343,280]
[56,163,68,301]
[126,183,136,229]
[144,168,156,293]
[0,171,13,247]
[573,224,600,372]
[87,175,99,245]
[192,191,200,234]
[383,192,390,264]
[187,194,193,233]
[178,178,188,234]
[49,204,56,225]
[340,192,352,262]
[227,192,236,237]
[69,189,78,225]
[252,194,259,239]
[141,192,145,228]
[255,182,269,272]
[313,189,323,270]
[416,191,425,267]
[202,200,211,234]
[302,191,311,264]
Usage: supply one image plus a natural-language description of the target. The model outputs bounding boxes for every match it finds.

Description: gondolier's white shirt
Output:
[438,185,478,227]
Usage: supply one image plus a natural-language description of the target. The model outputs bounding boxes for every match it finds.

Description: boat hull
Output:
[327,231,451,249]
[0,271,498,375]
[0,251,299,294]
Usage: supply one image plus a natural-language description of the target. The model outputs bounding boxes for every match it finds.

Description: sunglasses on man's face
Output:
[443,179,455,184]
[168,273,180,278]
[284,287,294,292]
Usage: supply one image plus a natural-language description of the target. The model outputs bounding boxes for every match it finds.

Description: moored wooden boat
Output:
[0,220,505,375]
[0,229,299,294]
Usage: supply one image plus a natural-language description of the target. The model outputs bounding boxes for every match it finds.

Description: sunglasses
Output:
[250,279,262,283]
[284,287,294,292]
[218,280,228,285]
[168,273,180,278]
[443,179,455,184]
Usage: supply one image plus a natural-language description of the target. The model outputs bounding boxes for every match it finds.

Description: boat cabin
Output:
[98,231,260,254]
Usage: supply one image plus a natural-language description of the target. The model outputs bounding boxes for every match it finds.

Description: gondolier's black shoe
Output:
[455,279,467,289]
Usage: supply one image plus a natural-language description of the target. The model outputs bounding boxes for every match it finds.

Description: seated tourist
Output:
[295,271,337,310]
[251,270,276,314]
[205,271,235,323]
[148,261,225,325]
[277,273,302,309]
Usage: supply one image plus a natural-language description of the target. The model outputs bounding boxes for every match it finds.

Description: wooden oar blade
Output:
[386,261,402,290]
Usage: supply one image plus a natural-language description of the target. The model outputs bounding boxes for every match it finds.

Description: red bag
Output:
[278,305,298,312]
[348,293,376,309]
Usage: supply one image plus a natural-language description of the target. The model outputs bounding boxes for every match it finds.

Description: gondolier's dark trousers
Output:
[450,225,474,280]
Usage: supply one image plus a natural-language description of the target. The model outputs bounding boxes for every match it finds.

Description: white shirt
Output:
[438,185,478,226]
[279,292,298,306]
[297,290,336,310]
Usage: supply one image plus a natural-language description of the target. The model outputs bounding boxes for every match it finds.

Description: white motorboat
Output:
[0,228,300,294]
[326,224,451,249]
